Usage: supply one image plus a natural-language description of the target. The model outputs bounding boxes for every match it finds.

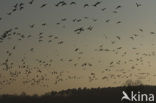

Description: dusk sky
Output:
[1,0,156,95]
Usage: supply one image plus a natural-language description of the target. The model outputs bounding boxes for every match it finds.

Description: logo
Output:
[121,91,154,102]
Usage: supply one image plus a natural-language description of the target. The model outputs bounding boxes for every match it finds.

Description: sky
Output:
[1,0,156,95]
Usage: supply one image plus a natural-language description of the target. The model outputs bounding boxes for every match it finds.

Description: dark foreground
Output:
[0,85,156,103]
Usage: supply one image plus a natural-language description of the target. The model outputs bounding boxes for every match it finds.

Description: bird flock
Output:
[0,0,156,94]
